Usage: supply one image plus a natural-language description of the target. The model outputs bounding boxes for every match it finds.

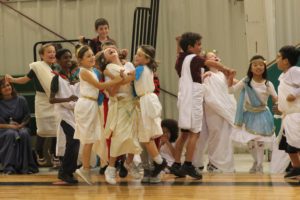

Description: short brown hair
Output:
[38,43,55,56]
[95,18,109,30]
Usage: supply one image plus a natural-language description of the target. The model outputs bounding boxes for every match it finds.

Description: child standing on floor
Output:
[49,48,80,184]
[74,45,123,185]
[96,47,142,185]
[192,51,236,173]
[275,45,300,179]
[134,45,167,182]
[172,32,233,179]
[229,55,277,174]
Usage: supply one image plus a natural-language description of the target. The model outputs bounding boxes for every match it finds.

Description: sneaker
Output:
[151,159,167,177]
[170,163,185,177]
[105,166,117,185]
[36,154,47,166]
[118,161,128,178]
[58,172,78,184]
[99,165,108,175]
[76,167,93,185]
[150,174,161,183]
[180,164,202,179]
[207,163,222,173]
[141,169,151,183]
[249,162,257,174]
[125,162,142,179]
[195,166,204,174]
[284,167,300,179]
[51,154,61,169]
[256,165,263,174]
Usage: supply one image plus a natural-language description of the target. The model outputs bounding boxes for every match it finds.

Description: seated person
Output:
[160,119,179,169]
[0,78,38,174]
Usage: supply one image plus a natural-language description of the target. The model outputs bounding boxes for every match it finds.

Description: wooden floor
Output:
[1,172,300,200]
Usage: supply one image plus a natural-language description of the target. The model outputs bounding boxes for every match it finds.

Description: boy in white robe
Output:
[275,45,300,179]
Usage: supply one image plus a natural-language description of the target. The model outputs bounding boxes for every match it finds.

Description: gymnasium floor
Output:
[1,154,299,200]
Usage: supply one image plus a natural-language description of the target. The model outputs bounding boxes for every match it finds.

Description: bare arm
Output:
[49,91,78,104]
[0,123,20,129]
[5,74,31,84]
[204,60,234,76]
[81,68,123,91]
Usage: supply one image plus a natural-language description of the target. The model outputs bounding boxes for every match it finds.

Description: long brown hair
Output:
[0,78,17,100]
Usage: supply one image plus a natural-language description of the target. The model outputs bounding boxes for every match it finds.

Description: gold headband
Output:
[251,58,266,64]
[76,45,85,58]
[137,48,152,59]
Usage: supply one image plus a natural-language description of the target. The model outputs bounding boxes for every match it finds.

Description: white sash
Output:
[177,54,205,133]
[204,72,236,125]
[29,61,54,97]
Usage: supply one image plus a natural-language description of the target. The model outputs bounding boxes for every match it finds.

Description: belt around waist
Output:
[245,102,267,112]
[81,95,97,101]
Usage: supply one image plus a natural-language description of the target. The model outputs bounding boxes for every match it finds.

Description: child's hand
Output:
[227,72,236,87]
[114,75,123,83]
[120,69,125,79]
[127,70,136,76]
[286,94,296,102]
[272,103,282,115]
[5,74,14,83]
[79,36,85,44]
[160,135,168,144]
[68,95,78,102]
[119,49,128,59]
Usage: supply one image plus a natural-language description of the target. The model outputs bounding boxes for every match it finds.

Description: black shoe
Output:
[170,163,185,177]
[99,165,108,175]
[285,162,293,173]
[151,159,167,177]
[118,161,128,178]
[58,173,78,184]
[180,164,202,179]
[284,167,300,179]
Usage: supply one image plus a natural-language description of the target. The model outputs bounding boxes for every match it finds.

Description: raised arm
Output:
[5,74,31,84]
[228,78,245,94]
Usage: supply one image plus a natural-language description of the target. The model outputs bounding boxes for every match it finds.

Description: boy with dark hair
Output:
[275,45,300,179]
[172,32,233,179]
[80,18,116,54]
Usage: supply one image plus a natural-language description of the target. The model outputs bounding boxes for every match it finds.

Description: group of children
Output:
[4,17,300,185]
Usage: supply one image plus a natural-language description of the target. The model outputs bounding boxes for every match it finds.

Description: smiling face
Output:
[96,25,109,40]
[0,80,13,98]
[134,48,150,66]
[250,60,266,77]
[80,49,95,68]
[40,45,56,64]
[57,51,72,69]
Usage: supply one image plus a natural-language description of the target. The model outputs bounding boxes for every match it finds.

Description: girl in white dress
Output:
[229,55,277,174]
[74,45,123,185]
[134,45,167,181]
[96,47,142,184]
[193,51,236,173]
